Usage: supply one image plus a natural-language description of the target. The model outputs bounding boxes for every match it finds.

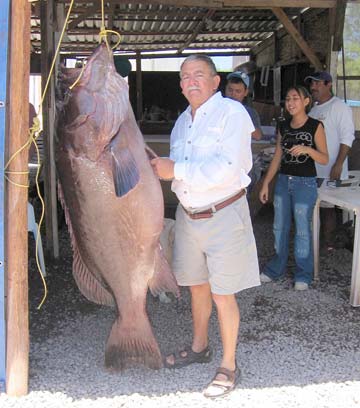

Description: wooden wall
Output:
[251,9,330,107]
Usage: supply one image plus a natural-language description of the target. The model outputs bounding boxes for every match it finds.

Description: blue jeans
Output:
[263,174,318,284]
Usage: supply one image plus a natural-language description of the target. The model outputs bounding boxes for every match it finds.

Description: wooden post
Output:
[40,0,59,258]
[5,0,31,396]
[136,51,143,121]
[0,0,11,391]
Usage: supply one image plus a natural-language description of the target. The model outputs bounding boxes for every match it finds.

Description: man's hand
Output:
[330,144,350,180]
[330,162,343,180]
[150,157,175,180]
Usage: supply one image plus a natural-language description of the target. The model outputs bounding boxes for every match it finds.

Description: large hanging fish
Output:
[55,44,179,370]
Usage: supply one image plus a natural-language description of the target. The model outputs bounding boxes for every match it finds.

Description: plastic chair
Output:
[28,202,46,277]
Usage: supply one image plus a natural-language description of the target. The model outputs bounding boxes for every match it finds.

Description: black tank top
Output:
[279,117,323,177]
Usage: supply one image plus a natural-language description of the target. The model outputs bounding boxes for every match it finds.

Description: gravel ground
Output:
[1,205,360,407]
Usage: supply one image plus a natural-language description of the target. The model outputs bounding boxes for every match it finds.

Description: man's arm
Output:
[330,143,351,180]
[251,128,262,141]
[330,102,355,180]
[246,106,262,140]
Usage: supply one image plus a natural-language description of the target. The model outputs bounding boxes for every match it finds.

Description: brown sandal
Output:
[203,364,241,398]
[163,345,212,369]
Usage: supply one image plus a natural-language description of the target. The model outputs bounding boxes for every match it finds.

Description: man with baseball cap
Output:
[225,71,262,140]
[305,71,355,250]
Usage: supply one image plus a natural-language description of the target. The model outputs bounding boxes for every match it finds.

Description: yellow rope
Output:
[69,1,122,90]
[5,0,122,308]
[4,0,76,309]
[39,0,75,107]
[99,29,122,50]
[69,62,86,90]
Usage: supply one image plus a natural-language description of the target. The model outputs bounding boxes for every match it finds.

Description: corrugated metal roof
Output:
[30,1,333,57]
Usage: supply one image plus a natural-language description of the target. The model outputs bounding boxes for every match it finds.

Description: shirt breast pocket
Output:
[170,139,185,161]
[192,128,221,159]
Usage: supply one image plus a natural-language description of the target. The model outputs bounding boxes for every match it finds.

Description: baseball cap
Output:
[304,71,332,84]
[226,70,250,88]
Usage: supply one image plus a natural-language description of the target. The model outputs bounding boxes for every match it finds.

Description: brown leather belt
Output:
[182,190,245,220]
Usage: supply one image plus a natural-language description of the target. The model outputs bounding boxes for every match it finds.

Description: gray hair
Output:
[180,54,218,77]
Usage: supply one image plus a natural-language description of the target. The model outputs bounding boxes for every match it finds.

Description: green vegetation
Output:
[337,2,360,101]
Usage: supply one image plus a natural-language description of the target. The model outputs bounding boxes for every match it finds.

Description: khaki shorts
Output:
[172,196,260,295]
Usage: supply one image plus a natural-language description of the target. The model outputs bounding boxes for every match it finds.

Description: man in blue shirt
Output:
[225,70,262,140]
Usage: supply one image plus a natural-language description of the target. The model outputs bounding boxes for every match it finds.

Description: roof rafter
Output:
[56,0,336,7]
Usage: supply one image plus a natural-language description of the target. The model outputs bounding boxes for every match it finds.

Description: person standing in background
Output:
[151,54,260,398]
[259,86,328,290]
[305,71,355,250]
[225,70,262,140]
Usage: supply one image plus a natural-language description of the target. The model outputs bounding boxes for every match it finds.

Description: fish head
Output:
[56,44,131,160]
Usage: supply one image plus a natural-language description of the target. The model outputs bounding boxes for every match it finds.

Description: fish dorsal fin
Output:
[111,144,140,197]
[58,182,115,307]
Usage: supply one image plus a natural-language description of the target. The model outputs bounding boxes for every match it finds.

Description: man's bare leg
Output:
[191,283,213,352]
[212,293,240,371]
[165,283,212,366]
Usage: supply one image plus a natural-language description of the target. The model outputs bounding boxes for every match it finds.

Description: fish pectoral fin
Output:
[111,147,140,197]
[148,246,180,298]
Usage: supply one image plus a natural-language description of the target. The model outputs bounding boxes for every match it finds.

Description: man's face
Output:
[225,81,248,103]
[180,60,220,111]
[309,80,332,104]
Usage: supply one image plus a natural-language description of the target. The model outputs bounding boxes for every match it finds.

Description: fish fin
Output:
[111,146,140,197]
[58,182,115,307]
[72,246,116,307]
[105,316,163,370]
[148,245,180,298]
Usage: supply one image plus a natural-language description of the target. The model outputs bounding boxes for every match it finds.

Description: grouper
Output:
[55,44,179,370]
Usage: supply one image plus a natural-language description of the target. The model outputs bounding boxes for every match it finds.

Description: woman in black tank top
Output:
[258,86,328,290]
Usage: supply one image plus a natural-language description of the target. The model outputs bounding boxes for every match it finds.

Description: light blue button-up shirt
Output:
[170,92,254,208]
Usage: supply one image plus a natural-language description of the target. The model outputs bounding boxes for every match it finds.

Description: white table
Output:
[313,184,360,306]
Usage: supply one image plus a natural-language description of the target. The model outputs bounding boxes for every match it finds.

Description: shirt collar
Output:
[185,91,222,118]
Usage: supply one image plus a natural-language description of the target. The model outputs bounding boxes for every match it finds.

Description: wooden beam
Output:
[332,0,346,51]
[58,0,337,8]
[40,0,59,258]
[61,50,250,58]
[107,2,116,30]
[223,0,336,6]
[136,51,143,122]
[68,3,97,29]
[271,7,323,70]
[31,28,277,35]
[5,0,31,396]
[0,0,10,391]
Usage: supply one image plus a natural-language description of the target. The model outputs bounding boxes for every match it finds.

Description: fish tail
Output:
[105,315,163,371]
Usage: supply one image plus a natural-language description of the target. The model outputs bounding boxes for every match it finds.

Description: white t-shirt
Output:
[170,92,254,209]
[308,96,354,179]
